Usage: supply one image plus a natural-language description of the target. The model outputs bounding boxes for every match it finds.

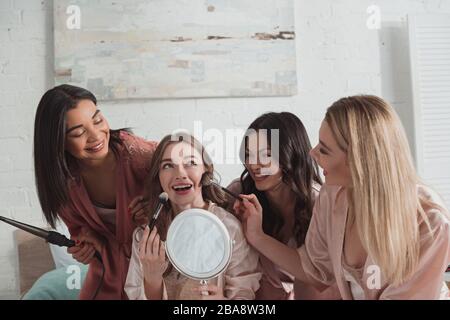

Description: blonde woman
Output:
[234,95,450,299]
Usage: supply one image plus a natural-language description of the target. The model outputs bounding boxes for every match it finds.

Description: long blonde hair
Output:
[325,95,431,286]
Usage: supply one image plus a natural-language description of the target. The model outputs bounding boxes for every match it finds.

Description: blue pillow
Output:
[22,264,88,300]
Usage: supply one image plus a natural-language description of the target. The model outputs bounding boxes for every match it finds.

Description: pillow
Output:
[22,264,88,300]
[49,221,82,269]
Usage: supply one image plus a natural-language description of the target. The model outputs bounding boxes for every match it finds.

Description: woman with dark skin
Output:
[33,84,157,299]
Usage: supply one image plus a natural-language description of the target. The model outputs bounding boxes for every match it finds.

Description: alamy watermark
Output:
[66,5,81,30]
[366,5,381,30]
[66,265,82,290]
[168,121,280,175]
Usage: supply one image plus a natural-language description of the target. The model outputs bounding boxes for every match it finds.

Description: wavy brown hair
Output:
[239,112,322,246]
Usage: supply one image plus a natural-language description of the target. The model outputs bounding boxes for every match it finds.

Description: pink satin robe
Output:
[58,131,157,299]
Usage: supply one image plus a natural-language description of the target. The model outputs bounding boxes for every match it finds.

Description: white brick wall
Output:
[1,0,449,299]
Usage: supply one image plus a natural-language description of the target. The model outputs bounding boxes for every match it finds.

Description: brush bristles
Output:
[158,192,169,203]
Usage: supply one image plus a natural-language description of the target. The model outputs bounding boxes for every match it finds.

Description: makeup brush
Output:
[148,192,169,231]
[200,173,243,202]
[144,192,169,252]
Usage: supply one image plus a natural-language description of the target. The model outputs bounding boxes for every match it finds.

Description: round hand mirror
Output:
[165,208,233,292]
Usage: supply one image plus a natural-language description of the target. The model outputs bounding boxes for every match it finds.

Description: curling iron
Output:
[0,215,102,263]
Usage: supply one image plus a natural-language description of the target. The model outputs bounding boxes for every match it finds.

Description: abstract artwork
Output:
[54,0,297,100]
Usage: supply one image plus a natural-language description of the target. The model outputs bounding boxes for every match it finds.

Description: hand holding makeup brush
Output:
[233,194,265,246]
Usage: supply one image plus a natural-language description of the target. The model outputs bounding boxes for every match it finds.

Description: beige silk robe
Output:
[124,202,262,300]
[297,184,450,300]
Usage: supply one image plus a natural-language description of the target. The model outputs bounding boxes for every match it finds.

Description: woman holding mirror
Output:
[235,96,450,299]
[228,112,341,299]
[34,84,157,299]
[124,133,261,300]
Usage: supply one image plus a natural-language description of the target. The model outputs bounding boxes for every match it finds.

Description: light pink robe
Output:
[58,132,157,300]
[227,179,341,300]
[124,202,262,300]
[297,184,450,300]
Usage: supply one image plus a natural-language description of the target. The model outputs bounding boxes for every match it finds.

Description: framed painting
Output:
[54,0,297,99]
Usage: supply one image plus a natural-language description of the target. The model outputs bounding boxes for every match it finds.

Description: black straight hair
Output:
[33,84,129,228]
[239,112,322,246]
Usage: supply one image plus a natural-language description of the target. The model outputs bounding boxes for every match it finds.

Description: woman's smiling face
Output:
[158,141,206,212]
[310,121,352,186]
[65,99,110,161]
[244,131,283,192]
